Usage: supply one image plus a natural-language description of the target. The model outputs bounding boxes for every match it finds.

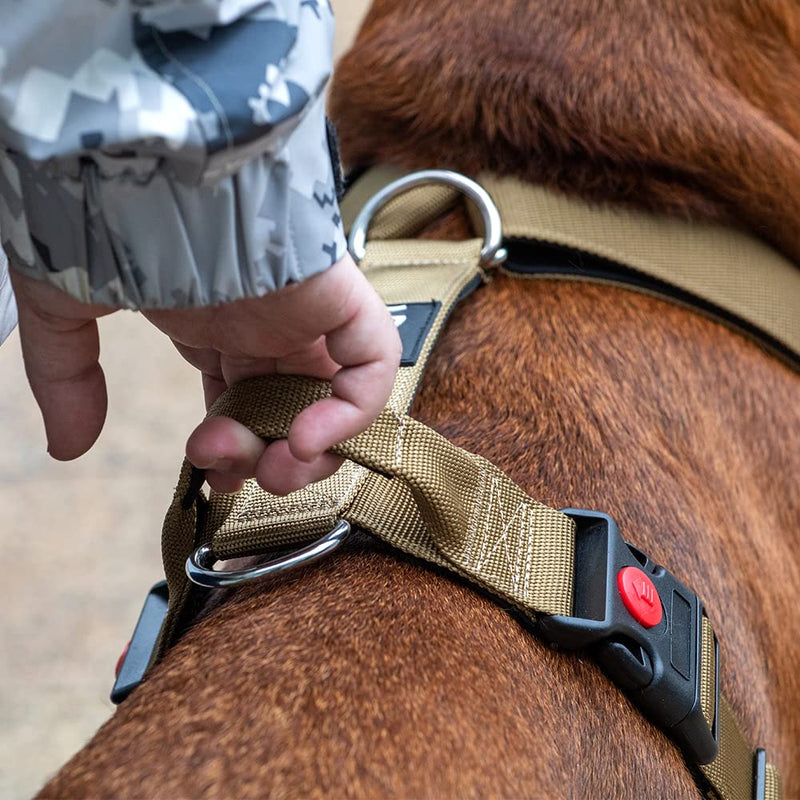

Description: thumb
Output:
[13,279,108,460]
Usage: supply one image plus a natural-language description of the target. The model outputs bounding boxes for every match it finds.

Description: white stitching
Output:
[475,473,529,595]
[464,462,489,565]
[393,411,407,465]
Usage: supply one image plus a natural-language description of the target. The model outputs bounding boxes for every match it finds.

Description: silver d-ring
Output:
[348,170,507,268]
[185,520,351,589]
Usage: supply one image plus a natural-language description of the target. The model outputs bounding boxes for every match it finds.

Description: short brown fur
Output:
[41,1,800,797]
[332,0,800,265]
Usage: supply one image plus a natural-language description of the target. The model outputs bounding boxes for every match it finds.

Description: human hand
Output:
[11,253,401,495]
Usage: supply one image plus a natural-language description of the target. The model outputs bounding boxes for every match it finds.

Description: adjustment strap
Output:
[152,236,486,665]
[703,696,780,800]
[153,461,208,660]
[696,617,782,800]
[480,174,800,371]
[211,375,575,616]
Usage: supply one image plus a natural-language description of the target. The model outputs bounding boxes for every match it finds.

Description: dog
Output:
[39,1,800,796]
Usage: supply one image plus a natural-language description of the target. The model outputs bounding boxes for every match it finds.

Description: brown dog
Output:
[40,1,800,797]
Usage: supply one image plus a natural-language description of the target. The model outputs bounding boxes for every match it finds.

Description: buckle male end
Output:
[538,509,719,765]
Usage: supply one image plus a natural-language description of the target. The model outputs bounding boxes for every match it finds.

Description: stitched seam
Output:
[150,30,234,148]
[234,502,337,521]
[340,464,368,504]
[298,465,367,510]
[464,462,489,565]
[393,411,407,465]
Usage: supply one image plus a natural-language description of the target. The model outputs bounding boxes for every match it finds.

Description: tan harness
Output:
[122,169,798,800]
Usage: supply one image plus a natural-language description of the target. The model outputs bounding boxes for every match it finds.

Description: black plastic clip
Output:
[110,581,169,705]
[537,509,719,765]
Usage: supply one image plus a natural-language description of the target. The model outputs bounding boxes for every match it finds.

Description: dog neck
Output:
[330,0,800,266]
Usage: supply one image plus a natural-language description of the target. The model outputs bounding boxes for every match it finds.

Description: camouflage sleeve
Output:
[0,0,346,309]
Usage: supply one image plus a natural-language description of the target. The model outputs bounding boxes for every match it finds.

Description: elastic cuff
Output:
[0,96,346,309]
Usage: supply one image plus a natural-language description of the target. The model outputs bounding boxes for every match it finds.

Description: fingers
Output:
[157,252,401,495]
[288,257,401,462]
[186,415,267,493]
[185,349,338,493]
[186,416,344,495]
[21,314,107,460]
[11,273,110,460]
[256,440,344,495]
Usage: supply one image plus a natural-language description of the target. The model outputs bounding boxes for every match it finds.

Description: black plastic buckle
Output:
[537,509,719,765]
[110,581,169,705]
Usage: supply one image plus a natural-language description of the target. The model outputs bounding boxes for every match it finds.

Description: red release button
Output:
[617,566,662,628]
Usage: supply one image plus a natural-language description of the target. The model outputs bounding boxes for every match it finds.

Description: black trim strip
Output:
[504,238,800,372]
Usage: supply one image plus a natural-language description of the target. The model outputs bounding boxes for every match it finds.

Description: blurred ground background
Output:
[0,2,369,797]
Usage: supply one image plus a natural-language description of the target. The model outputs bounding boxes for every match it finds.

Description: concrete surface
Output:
[0,2,370,797]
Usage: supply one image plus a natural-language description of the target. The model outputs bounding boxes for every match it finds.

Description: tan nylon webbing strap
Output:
[482,175,800,367]
[765,765,782,800]
[698,618,782,800]
[152,173,782,798]
[343,167,800,369]
[699,616,717,735]
[703,697,768,800]
[155,461,206,658]
[153,237,486,663]
[210,375,575,615]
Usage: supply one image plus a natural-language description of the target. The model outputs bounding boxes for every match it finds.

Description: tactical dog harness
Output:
[116,169,798,800]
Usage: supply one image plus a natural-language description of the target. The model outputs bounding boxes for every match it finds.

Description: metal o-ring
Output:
[185,520,351,589]
[347,170,507,268]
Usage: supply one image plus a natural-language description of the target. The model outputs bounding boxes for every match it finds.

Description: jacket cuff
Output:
[0,96,346,309]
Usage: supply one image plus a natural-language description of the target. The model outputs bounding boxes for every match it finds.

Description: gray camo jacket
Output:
[0,0,345,323]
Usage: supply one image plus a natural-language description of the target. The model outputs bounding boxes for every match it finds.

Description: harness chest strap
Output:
[153,237,488,660]
[161,371,781,800]
[342,166,800,373]
[150,180,782,799]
